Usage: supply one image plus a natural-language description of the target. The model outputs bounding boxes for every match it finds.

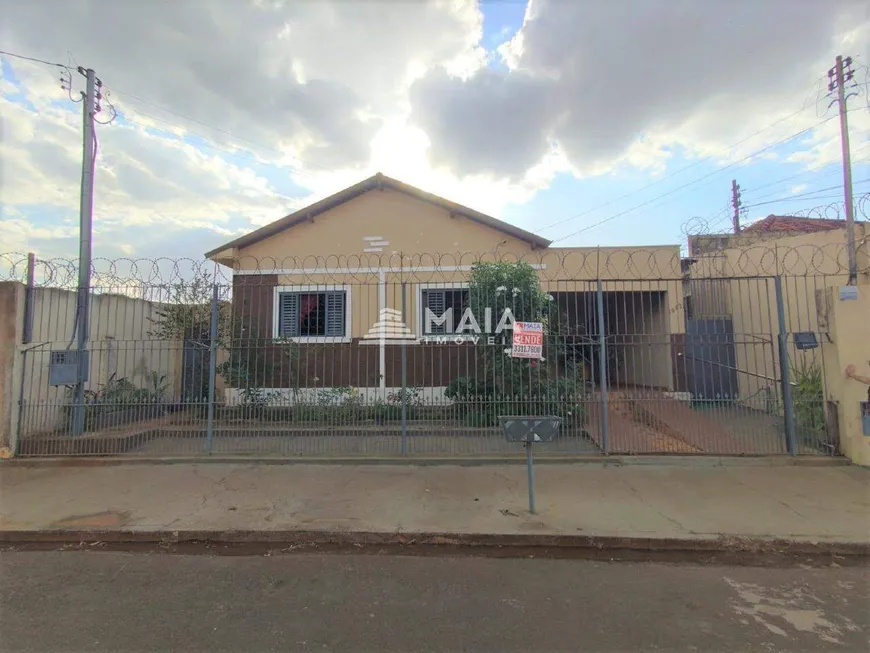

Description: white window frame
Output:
[272,284,352,343]
[416,282,475,341]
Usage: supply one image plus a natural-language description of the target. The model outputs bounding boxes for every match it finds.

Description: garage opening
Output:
[550,290,672,391]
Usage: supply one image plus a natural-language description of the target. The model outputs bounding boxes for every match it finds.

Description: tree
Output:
[464,260,558,399]
[147,271,229,344]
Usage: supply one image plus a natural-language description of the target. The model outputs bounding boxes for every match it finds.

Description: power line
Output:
[741,177,870,211]
[548,114,844,244]
[0,49,69,70]
[743,158,870,204]
[2,49,344,177]
[742,142,870,198]
[536,106,814,234]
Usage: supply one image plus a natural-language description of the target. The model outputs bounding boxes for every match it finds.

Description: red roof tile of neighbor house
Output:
[741,214,847,234]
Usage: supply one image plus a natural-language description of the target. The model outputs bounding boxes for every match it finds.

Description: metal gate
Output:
[684,318,739,401]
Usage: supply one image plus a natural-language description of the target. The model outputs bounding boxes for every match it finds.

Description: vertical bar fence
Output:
[6,253,844,458]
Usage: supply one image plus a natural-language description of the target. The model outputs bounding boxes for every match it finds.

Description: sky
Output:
[1,0,870,265]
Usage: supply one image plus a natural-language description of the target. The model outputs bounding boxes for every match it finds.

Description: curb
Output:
[0,455,851,468]
[2,530,867,566]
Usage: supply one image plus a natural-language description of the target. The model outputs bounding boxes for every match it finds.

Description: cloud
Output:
[409,0,870,179]
[0,1,496,257]
[0,1,485,170]
[3,0,869,265]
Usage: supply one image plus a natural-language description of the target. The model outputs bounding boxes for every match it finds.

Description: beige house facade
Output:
[206,174,685,403]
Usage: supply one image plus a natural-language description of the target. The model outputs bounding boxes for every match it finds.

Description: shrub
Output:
[792,359,825,432]
[447,374,586,431]
[445,376,492,402]
[63,372,170,431]
[387,386,423,406]
[463,409,496,428]
[373,402,404,423]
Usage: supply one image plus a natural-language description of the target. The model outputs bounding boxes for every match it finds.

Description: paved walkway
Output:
[1,461,868,546]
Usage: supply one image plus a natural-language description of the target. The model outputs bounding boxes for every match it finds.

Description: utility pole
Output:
[731,179,742,235]
[828,55,858,285]
[70,67,97,435]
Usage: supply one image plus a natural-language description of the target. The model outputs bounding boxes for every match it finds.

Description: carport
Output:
[550,289,673,391]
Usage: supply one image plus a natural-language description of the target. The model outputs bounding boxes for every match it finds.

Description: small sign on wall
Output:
[839,286,859,301]
[511,321,543,359]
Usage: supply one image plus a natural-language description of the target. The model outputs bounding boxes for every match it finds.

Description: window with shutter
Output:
[279,293,299,337]
[325,292,346,337]
[276,288,348,339]
[424,289,447,334]
[421,288,468,335]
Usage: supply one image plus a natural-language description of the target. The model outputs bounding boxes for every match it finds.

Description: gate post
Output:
[205,283,219,454]
[774,276,797,455]
[401,281,408,455]
[596,280,609,453]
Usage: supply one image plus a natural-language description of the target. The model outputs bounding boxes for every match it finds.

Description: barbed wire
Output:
[681,192,870,238]
[2,237,866,294]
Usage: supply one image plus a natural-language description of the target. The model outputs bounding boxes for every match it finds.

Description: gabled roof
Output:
[204,173,551,258]
[742,214,847,235]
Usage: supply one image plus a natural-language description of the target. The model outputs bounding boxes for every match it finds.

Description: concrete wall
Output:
[0,283,25,455]
[819,285,870,465]
[11,284,183,437]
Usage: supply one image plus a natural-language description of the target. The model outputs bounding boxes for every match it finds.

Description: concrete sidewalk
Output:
[1,461,868,552]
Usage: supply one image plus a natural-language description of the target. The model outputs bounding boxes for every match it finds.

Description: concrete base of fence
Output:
[3,453,852,467]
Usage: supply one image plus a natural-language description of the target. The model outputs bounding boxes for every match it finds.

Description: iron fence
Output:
[3,251,849,457]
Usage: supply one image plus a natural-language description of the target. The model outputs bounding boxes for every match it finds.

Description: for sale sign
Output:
[511,321,544,359]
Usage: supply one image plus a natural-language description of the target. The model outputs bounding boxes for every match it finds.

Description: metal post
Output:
[774,276,797,455]
[71,68,97,436]
[12,254,37,454]
[832,55,858,285]
[205,283,219,454]
[23,253,35,344]
[731,179,742,234]
[596,280,609,453]
[401,281,408,455]
[525,442,536,514]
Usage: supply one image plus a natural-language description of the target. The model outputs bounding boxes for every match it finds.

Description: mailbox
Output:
[500,416,563,514]
[793,332,818,350]
[499,416,562,443]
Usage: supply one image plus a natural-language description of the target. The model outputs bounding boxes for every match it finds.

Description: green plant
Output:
[63,371,170,431]
[372,400,403,423]
[445,376,493,402]
[463,409,496,428]
[792,358,825,432]
[147,271,230,343]
[387,386,423,406]
[143,372,170,403]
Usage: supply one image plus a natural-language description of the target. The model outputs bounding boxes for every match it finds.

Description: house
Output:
[205,173,685,403]
[688,214,862,256]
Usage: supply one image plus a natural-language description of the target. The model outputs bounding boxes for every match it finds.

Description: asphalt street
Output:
[0,552,867,652]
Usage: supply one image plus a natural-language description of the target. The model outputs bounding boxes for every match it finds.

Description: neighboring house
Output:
[688,214,862,256]
[684,216,869,407]
[205,173,685,402]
